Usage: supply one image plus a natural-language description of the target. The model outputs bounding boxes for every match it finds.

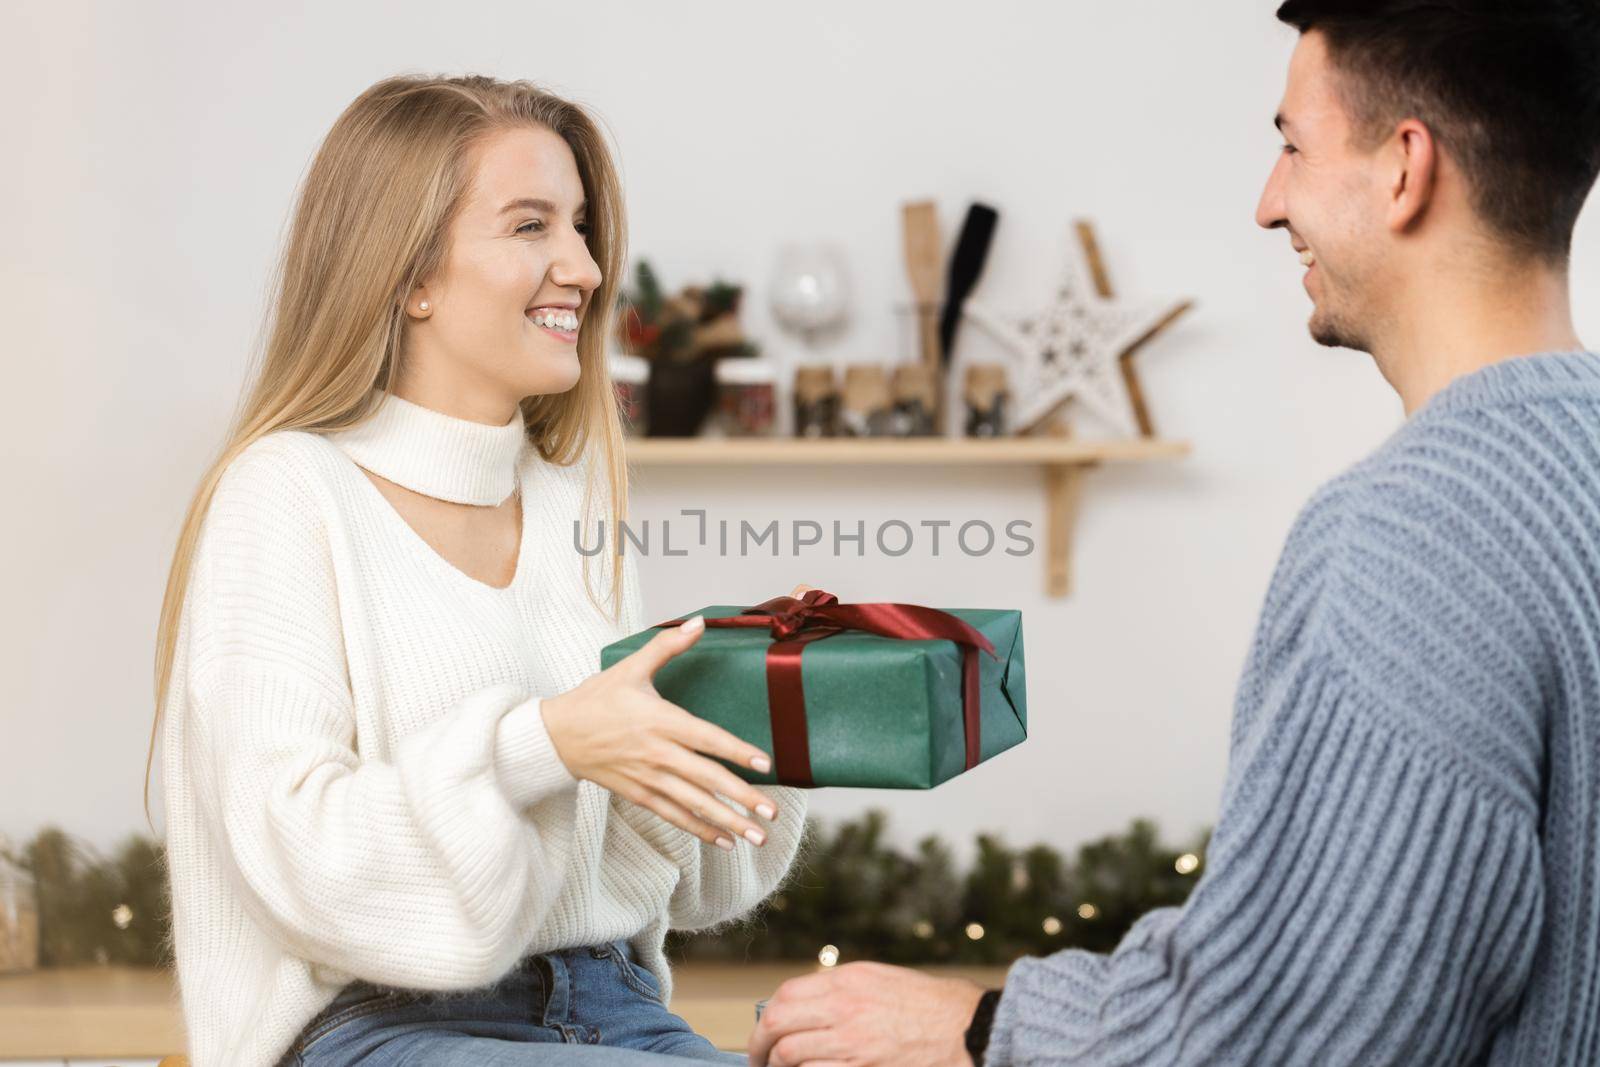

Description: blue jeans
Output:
[278,939,747,1065]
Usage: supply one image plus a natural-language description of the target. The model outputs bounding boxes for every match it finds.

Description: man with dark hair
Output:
[1263,0,1600,405]
[748,3,1600,1065]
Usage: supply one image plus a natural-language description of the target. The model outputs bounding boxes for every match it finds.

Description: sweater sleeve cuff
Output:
[493,696,578,809]
[984,950,1102,1064]
[984,981,1020,1065]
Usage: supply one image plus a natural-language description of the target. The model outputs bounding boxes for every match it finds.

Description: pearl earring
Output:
[418,301,430,311]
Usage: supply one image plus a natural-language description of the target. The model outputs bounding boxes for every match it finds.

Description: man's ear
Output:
[1387,118,1437,234]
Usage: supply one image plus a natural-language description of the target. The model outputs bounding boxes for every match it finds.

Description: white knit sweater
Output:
[160,389,807,1067]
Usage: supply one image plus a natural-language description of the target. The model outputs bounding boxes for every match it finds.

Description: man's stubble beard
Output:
[1310,309,1370,351]
[1307,265,1375,353]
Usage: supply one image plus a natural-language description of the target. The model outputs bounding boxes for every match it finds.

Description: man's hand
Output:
[747,961,988,1067]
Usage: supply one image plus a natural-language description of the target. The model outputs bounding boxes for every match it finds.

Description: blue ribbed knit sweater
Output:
[987,349,1600,1066]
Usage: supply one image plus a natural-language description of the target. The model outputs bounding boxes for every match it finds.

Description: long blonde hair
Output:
[144,74,631,828]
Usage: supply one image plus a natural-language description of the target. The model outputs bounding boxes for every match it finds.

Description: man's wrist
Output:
[964,987,1003,1064]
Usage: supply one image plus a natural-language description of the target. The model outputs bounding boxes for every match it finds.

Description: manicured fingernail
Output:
[756,803,776,820]
[715,836,735,851]
[744,828,766,846]
[684,615,704,634]
[751,754,772,773]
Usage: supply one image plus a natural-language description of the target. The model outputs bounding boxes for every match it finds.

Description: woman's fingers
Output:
[656,697,772,774]
[609,596,813,845]
[660,742,779,822]
[625,782,734,848]
[646,769,768,846]
[622,615,705,680]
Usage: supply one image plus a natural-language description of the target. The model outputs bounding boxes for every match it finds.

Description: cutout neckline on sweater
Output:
[343,453,535,595]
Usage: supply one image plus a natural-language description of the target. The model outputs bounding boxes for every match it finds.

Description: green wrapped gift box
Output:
[597,590,1027,789]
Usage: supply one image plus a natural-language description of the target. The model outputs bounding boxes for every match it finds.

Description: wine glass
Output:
[768,243,850,349]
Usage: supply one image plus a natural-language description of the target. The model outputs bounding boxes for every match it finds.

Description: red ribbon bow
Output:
[655,589,998,787]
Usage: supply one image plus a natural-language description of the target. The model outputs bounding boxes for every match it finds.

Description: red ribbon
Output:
[654,589,998,787]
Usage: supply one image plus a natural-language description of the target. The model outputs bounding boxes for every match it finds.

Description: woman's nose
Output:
[551,229,603,293]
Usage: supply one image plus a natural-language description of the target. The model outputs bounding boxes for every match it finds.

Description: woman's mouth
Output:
[526,305,580,343]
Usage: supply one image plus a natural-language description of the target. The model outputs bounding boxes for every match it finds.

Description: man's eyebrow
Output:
[497,197,588,216]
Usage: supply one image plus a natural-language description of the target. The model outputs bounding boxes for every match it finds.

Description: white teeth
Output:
[529,308,578,331]
[1299,249,1316,267]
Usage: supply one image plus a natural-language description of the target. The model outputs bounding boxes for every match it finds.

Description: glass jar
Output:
[792,364,839,438]
[890,362,939,436]
[839,364,894,437]
[609,352,650,436]
[714,357,778,437]
[964,363,1009,437]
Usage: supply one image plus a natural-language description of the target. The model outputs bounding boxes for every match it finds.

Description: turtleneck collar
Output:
[325,389,528,506]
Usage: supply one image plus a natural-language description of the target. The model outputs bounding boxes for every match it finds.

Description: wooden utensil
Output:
[901,200,945,429]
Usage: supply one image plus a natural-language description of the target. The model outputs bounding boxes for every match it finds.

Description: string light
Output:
[965,923,985,941]
[1041,916,1063,935]
[818,944,840,968]
[111,905,132,930]
[912,920,934,939]
[1077,903,1099,920]
[1175,853,1200,875]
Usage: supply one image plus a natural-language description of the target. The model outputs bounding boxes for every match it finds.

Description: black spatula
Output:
[937,202,1000,365]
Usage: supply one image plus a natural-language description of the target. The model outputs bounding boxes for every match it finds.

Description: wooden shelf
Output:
[624,436,1193,596]
[626,436,1189,465]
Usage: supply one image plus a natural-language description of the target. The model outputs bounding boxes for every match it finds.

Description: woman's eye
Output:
[516,219,590,237]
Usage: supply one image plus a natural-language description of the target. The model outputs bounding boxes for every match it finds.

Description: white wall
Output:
[5,0,1598,864]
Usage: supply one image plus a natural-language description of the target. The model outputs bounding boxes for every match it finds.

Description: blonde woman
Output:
[148,74,808,1066]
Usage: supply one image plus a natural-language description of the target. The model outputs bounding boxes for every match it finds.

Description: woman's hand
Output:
[540,584,815,850]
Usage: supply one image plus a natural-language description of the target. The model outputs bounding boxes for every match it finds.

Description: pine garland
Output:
[1,828,171,968]
[1,812,1207,970]
[666,810,1210,965]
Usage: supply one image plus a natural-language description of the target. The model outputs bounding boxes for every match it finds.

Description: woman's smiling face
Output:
[405,124,602,407]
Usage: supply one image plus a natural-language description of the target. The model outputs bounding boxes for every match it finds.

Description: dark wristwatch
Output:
[964,987,1002,1064]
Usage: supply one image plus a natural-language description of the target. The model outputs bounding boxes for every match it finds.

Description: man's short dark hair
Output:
[1276,0,1600,262]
